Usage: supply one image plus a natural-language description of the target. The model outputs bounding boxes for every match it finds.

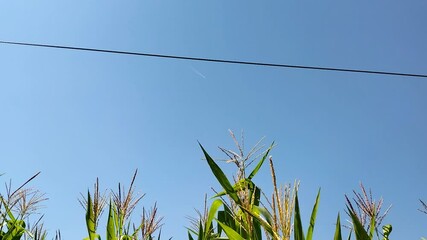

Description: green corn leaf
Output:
[368,211,375,240]
[253,219,262,240]
[188,231,194,240]
[243,206,261,239]
[205,199,223,238]
[252,186,261,207]
[247,142,274,180]
[199,143,241,205]
[220,204,236,232]
[4,219,26,240]
[197,220,203,240]
[346,231,352,240]
[347,206,370,240]
[217,221,245,240]
[347,231,352,240]
[216,210,225,236]
[239,205,279,239]
[382,225,392,240]
[252,187,262,240]
[1,197,17,222]
[334,214,342,240]
[107,200,117,240]
[252,205,273,226]
[86,191,97,240]
[306,189,320,240]
[156,229,164,240]
[294,192,305,240]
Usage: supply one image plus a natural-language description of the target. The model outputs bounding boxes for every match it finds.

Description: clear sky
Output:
[1,1,427,239]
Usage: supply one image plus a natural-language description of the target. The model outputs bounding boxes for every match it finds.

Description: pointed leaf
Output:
[248,142,274,180]
[188,231,194,240]
[347,206,370,240]
[107,200,117,240]
[86,191,97,240]
[334,213,342,240]
[198,220,203,240]
[306,189,320,240]
[199,143,241,204]
[294,192,305,240]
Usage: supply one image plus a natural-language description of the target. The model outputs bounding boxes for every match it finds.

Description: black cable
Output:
[1,40,426,78]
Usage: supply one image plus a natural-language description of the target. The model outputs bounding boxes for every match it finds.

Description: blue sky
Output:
[1,1,427,239]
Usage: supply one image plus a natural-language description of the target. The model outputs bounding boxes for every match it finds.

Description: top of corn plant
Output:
[193,130,273,240]
[81,169,165,240]
[262,156,299,240]
[194,130,322,240]
[345,183,392,240]
[0,171,51,240]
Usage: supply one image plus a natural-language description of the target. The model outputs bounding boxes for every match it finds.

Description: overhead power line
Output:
[1,40,426,78]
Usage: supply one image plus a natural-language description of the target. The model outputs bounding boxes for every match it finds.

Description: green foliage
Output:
[0,197,26,240]
[84,192,100,240]
[293,189,321,240]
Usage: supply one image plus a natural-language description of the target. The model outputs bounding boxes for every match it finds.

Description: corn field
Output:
[1,132,424,240]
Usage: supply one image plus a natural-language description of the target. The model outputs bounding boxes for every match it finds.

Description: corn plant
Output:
[341,184,392,240]
[0,172,51,240]
[195,137,272,240]
[81,170,166,240]
[193,130,322,240]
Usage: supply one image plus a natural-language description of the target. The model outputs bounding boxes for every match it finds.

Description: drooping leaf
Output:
[217,221,245,240]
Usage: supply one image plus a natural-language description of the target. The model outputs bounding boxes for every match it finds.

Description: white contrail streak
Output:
[190,65,206,79]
